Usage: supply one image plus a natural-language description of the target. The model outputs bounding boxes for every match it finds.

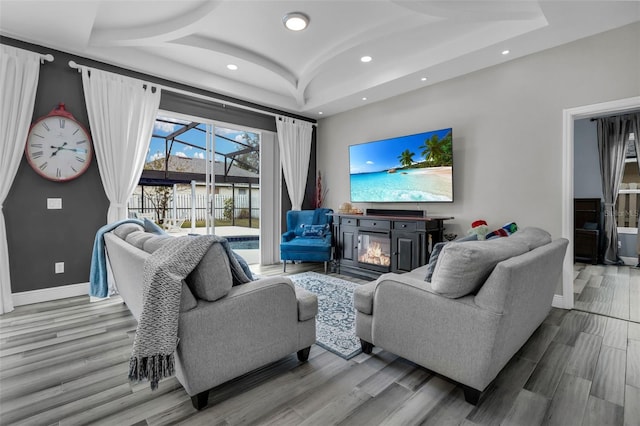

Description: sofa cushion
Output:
[509,227,552,250]
[113,223,144,239]
[425,234,477,282]
[185,243,233,301]
[180,282,198,311]
[125,231,155,250]
[143,235,173,253]
[431,238,529,298]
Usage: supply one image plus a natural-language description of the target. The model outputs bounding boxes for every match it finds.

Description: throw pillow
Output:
[430,237,529,298]
[232,251,254,280]
[295,224,306,236]
[143,218,166,235]
[425,234,477,282]
[301,224,328,238]
[185,243,233,302]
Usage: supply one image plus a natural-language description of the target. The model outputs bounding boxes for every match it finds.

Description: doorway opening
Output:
[562,96,640,312]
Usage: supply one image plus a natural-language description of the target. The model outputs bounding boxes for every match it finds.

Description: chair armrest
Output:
[295,287,318,321]
[322,232,332,245]
[282,231,296,242]
[354,281,377,314]
[228,276,316,321]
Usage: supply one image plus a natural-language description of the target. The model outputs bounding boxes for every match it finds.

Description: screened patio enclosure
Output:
[127,115,261,258]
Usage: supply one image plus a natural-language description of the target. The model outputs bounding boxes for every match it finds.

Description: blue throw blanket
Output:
[89,219,143,298]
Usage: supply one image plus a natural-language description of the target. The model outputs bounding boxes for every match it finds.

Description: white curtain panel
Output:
[0,45,42,314]
[81,68,161,223]
[276,116,313,210]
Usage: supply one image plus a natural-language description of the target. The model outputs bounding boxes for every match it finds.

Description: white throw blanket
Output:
[128,234,251,390]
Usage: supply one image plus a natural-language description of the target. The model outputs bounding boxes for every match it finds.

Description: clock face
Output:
[25,115,92,182]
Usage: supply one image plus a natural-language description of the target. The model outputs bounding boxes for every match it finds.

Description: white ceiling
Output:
[1,1,638,118]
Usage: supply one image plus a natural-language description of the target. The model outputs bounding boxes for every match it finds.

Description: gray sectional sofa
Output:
[103,223,318,410]
[354,227,568,404]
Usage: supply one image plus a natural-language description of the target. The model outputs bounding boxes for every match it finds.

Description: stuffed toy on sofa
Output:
[486,222,518,239]
[467,220,489,240]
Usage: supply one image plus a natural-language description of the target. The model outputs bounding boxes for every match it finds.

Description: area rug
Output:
[289,272,362,360]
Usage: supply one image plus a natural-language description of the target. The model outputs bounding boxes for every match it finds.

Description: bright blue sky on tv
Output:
[349,128,451,174]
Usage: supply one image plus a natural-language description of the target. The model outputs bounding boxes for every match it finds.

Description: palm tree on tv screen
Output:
[397,149,415,168]
[419,132,452,166]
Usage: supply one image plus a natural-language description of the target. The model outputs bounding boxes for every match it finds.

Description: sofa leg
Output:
[283,260,287,272]
[462,385,482,405]
[190,391,209,410]
[360,339,374,354]
[324,261,328,274]
[297,346,311,361]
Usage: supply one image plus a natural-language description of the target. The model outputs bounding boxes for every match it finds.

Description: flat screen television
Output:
[349,128,453,203]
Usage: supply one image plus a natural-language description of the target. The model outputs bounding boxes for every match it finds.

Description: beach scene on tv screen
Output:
[349,128,453,202]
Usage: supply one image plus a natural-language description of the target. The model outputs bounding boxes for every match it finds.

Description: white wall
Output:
[318,23,640,242]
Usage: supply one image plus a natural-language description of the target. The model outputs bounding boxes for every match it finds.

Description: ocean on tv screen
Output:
[350,166,453,202]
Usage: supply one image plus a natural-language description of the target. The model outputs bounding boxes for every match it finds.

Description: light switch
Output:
[47,198,62,209]
[55,262,64,274]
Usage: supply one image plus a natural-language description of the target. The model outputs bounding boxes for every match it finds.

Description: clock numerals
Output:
[26,110,92,181]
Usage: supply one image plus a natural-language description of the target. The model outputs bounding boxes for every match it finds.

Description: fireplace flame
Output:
[359,241,391,266]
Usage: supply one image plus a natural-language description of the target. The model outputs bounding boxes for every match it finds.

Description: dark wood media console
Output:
[332,212,453,280]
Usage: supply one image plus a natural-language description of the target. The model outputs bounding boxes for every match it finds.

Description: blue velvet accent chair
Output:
[281,208,334,272]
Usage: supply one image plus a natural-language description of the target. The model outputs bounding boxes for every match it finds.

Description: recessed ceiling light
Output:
[360,56,372,63]
[318,111,323,115]
[421,77,427,81]
[502,50,510,55]
[227,64,238,70]
[283,12,309,31]
[362,97,367,101]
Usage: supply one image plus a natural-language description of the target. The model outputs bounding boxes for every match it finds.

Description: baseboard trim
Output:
[552,294,568,309]
[620,256,637,266]
[13,282,89,306]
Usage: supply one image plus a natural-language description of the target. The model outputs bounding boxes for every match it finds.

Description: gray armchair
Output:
[354,230,568,404]
[104,226,318,410]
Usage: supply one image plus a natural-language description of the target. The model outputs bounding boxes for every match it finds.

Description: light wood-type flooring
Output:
[1,262,639,425]
[574,264,640,323]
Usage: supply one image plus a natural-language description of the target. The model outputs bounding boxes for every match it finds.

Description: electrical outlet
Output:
[55,262,64,274]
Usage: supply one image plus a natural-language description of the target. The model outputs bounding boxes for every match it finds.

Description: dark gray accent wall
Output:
[1,36,316,293]
[3,40,109,293]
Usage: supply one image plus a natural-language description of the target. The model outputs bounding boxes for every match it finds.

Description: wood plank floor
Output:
[1,262,639,425]
[574,264,640,323]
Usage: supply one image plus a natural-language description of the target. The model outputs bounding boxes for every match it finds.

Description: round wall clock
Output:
[25,103,93,182]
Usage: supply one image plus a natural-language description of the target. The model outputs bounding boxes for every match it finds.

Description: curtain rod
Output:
[68,60,317,127]
[590,112,640,121]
